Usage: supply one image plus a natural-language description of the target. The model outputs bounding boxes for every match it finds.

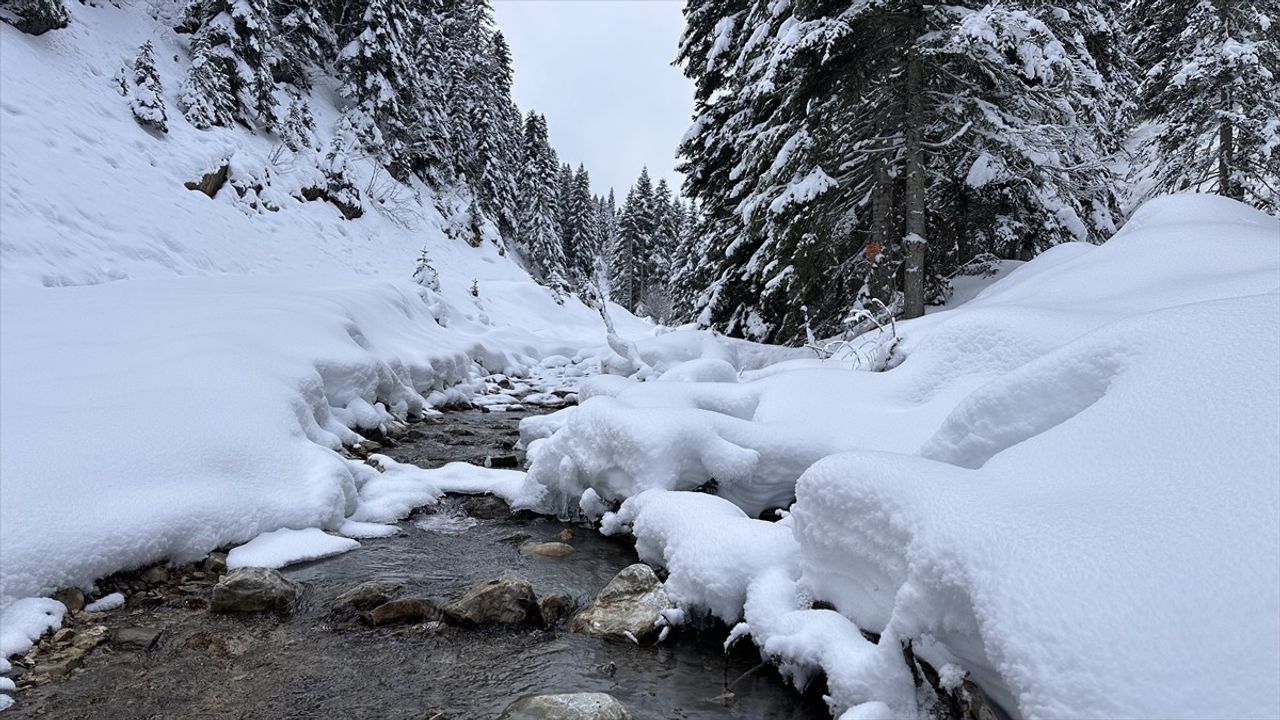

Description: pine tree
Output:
[472,31,522,239]
[279,95,317,152]
[1132,0,1280,212]
[516,112,568,286]
[677,0,1129,342]
[335,0,430,181]
[178,0,280,130]
[1,0,69,36]
[124,41,168,133]
[273,0,337,85]
[611,168,657,311]
[562,164,599,286]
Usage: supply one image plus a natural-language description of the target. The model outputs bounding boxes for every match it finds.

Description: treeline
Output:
[674,0,1280,343]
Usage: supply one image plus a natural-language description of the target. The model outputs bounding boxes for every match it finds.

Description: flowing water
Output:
[8,409,826,719]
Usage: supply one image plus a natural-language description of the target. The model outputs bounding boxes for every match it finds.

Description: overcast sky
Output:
[492,0,693,199]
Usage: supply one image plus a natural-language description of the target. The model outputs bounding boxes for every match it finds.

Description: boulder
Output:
[499,693,632,720]
[534,593,576,628]
[519,542,575,559]
[204,551,229,574]
[444,572,535,625]
[210,567,300,613]
[333,580,402,613]
[184,164,229,198]
[569,564,672,642]
[368,598,442,627]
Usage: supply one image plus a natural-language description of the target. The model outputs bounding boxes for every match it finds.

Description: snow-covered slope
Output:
[521,195,1280,719]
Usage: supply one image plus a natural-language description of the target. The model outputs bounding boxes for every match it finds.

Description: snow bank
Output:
[225,528,360,570]
[524,195,1280,718]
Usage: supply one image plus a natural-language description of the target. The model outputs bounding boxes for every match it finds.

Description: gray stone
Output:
[519,542,575,559]
[534,593,576,627]
[210,567,300,613]
[462,494,511,520]
[333,580,402,613]
[499,692,632,720]
[52,588,84,613]
[569,564,672,642]
[113,626,163,651]
[444,572,535,625]
[367,598,441,626]
[204,551,228,574]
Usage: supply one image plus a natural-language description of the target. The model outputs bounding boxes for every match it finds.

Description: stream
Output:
[7,407,826,719]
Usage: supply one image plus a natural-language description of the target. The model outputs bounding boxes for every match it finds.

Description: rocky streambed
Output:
[5,406,825,719]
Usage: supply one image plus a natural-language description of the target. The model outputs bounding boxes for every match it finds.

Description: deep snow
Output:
[520,195,1280,719]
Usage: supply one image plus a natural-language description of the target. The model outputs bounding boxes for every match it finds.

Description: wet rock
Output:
[26,625,109,684]
[140,564,170,585]
[333,580,403,613]
[499,692,632,720]
[51,588,85,613]
[534,593,576,627]
[519,542,575,559]
[570,564,672,642]
[444,572,536,625]
[558,529,575,542]
[461,494,511,520]
[204,551,228,574]
[500,532,532,545]
[210,567,300,613]
[113,627,163,651]
[367,598,442,627]
[350,439,383,459]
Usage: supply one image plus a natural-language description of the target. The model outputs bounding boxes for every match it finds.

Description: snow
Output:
[83,593,126,613]
[521,194,1280,719]
[225,528,361,570]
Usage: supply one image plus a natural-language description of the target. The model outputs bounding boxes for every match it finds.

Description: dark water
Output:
[9,409,826,719]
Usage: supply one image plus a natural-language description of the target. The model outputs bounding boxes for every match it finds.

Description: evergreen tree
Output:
[516,112,568,286]
[273,0,337,84]
[124,41,168,133]
[562,164,599,286]
[677,0,1128,342]
[472,31,522,238]
[611,168,657,311]
[279,95,317,152]
[1132,0,1280,212]
[335,0,430,181]
[178,0,279,130]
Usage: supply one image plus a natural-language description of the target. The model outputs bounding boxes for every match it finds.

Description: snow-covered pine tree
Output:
[677,0,1128,341]
[279,94,316,152]
[611,168,657,311]
[562,164,599,286]
[335,0,430,182]
[273,0,337,85]
[0,0,69,36]
[124,41,168,133]
[1132,0,1280,213]
[646,178,677,299]
[515,112,568,286]
[472,30,522,239]
[178,0,280,131]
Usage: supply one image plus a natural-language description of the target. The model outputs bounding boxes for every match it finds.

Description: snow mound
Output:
[226,528,361,570]
[525,195,1280,718]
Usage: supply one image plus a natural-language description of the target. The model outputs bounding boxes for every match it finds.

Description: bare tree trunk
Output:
[1216,0,1242,201]
[901,0,928,320]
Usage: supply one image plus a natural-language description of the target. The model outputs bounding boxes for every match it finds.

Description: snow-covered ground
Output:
[517,195,1280,719]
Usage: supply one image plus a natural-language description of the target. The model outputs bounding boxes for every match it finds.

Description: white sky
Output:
[493,0,693,199]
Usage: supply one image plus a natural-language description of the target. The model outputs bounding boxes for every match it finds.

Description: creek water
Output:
[9,409,825,719]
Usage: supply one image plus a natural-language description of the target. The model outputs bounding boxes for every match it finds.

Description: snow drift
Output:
[523,194,1280,719]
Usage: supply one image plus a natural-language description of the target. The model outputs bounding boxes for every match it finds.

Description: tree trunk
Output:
[901,0,928,320]
[1216,0,1242,201]
[868,158,896,308]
